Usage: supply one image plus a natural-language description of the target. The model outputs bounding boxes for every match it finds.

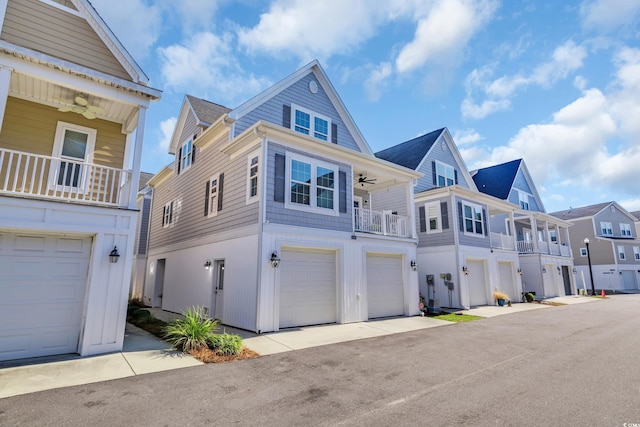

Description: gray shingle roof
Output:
[186,95,231,126]
[472,159,522,200]
[549,202,612,220]
[374,128,445,170]
[138,171,154,190]
[629,211,640,221]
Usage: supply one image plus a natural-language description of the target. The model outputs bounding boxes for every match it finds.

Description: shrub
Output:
[525,292,535,302]
[208,332,243,356]
[130,309,153,323]
[164,306,219,352]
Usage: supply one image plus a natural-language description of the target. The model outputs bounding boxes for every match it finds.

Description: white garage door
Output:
[467,260,488,306]
[279,248,337,328]
[622,271,637,290]
[542,264,557,297]
[498,261,516,302]
[0,232,91,361]
[367,254,404,319]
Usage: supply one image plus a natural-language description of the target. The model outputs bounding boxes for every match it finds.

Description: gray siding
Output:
[234,73,361,152]
[594,206,637,238]
[371,185,408,217]
[490,213,509,234]
[148,133,259,251]
[135,196,151,255]
[455,196,491,249]
[415,197,455,248]
[265,143,352,232]
[415,136,470,193]
[508,169,542,212]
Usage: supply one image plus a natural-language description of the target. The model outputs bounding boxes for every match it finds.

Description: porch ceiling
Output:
[352,166,407,192]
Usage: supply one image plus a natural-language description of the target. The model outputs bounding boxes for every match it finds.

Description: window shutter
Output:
[169,201,174,224]
[419,206,426,232]
[176,147,182,174]
[217,173,224,212]
[283,105,291,129]
[441,202,449,229]
[204,180,210,216]
[458,201,464,232]
[454,170,458,185]
[191,144,196,164]
[483,208,488,236]
[339,171,347,213]
[432,161,436,186]
[162,206,165,226]
[274,153,285,202]
[331,123,338,144]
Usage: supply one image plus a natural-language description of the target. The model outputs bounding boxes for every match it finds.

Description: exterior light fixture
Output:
[270,251,281,268]
[204,260,212,269]
[542,266,547,273]
[557,266,562,274]
[583,237,596,295]
[572,267,577,274]
[109,246,120,264]
[517,268,523,275]
[410,260,417,271]
[462,266,468,275]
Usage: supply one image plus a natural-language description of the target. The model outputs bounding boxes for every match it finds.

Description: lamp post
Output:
[583,238,595,295]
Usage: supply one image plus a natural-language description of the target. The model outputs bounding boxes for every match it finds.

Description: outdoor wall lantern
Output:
[270,251,281,268]
[462,266,468,275]
[557,266,562,274]
[410,260,417,271]
[109,246,120,264]
[572,267,577,274]
[204,260,212,270]
[517,268,523,275]
[542,266,547,273]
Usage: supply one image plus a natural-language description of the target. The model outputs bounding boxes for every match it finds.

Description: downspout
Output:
[255,126,268,333]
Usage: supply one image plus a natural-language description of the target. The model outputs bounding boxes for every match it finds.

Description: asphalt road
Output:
[2,295,640,427]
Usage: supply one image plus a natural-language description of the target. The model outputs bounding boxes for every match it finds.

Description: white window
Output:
[550,230,557,242]
[162,201,174,228]
[50,122,96,191]
[436,161,455,187]
[580,247,588,257]
[291,103,331,141]
[286,153,338,216]
[462,202,484,236]
[246,151,260,204]
[634,246,640,260]
[518,190,530,210]
[425,201,441,234]
[179,138,194,173]
[601,222,613,236]
[620,223,632,237]
[208,174,219,217]
[618,245,626,260]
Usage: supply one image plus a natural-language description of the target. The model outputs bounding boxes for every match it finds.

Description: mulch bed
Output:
[188,347,260,363]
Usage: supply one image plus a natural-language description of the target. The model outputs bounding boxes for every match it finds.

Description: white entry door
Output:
[622,271,637,290]
[467,260,488,306]
[0,232,91,361]
[213,260,225,321]
[279,248,337,328]
[367,253,404,318]
[498,261,516,301]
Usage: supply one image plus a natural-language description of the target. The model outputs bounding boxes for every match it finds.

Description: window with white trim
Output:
[208,174,220,217]
[550,230,557,242]
[634,246,640,260]
[462,202,484,236]
[600,221,613,236]
[179,138,194,173]
[436,161,455,187]
[580,247,588,257]
[291,103,331,141]
[620,223,632,237]
[162,201,174,228]
[246,151,260,204]
[518,190,530,210]
[50,122,96,191]
[618,245,626,260]
[425,201,441,234]
[286,153,338,215]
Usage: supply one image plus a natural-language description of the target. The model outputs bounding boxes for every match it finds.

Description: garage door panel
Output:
[280,249,337,329]
[367,254,404,319]
[0,233,91,361]
[467,260,488,306]
[498,262,516,301]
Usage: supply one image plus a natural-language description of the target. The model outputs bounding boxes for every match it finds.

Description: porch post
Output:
[509,210,517,250]
[0,66,12,130]
[544,220,552,253]
[128,106,147,209]
[407,180,417,239]
[555,224,561,244]
[530,215,539,252]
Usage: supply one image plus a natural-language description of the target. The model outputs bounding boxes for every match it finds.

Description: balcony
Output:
[0,148,132,208]
[354,207,411,238]
[490,232,516,250]
[517,239,572,257]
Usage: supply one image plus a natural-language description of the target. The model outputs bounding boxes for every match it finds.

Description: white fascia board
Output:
[168,98,191,155]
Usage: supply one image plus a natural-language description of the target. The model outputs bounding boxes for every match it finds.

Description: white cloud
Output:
[460,98,510,119]
[91,0,162,60]
[168,0,221,32]
[364,62,392,102]
[609,47,640,137]
[619,198,640,212]
[157,117,178,153]
[395,0,498,73]
[158,32,270,104]
[453,129,483,145]
[580,0,640,31]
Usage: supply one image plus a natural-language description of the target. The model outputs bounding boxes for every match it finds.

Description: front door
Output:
[353,196,363,230]
[51,123,96,191]
[154,259,165,308]
[562,266,572,295]
[214,260,225,320]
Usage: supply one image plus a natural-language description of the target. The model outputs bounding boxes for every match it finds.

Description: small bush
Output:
[164,306,219,352]
[131,309,153,323]
[208,332,243,356]
[525,292,535,302]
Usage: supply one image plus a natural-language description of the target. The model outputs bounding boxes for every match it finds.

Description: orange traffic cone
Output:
[601,289,606,298]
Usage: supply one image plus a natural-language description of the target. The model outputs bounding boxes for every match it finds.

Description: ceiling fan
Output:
[358,174,377,186]
[58,95,106,120]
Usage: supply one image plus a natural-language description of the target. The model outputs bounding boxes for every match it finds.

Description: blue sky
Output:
[90,0,640,214]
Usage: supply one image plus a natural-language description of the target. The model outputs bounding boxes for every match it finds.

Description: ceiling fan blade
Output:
[87,105,106,115]
[74,95,89,106]
[58,106,73,112]
[82,110,96,119]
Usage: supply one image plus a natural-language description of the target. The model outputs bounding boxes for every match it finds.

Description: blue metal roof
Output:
[375,128,445,170]
[472,159,522,199]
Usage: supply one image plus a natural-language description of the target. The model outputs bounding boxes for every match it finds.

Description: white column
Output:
[531,216,539,252]
[407,181,417,239]
[0,66,12,130]
[128,106,147,209]
[544,220,551,254]
[555,224,561,244]
[509,210,517,250]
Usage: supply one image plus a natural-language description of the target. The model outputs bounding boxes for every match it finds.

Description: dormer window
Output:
[620,223,632,237]
[518,190,530,210]
[600,222,613,236]
[435,161,455,187]
[291,103,331,142]
[177,136,196,174]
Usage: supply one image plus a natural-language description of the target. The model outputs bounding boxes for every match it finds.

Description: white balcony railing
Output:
[354,207,411,238]
[0,148,131,207]
[517,240,534,254]
[516,239,572,257]
[490,232,516,250]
